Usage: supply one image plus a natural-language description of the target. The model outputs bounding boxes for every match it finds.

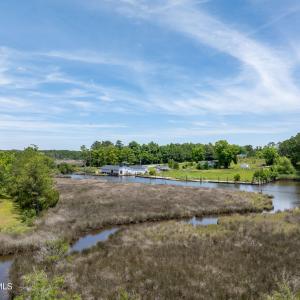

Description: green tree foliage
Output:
[204,143,215,160]
[0,151,15,194]
[8,147,59,214]
[119,147,136,164]
[42,150,82,160]
[273,157,295,175]
[215,140,240,168]
[262,146,279,166]
[279,133,300,167]
[79,138,295,172]
[192,145,205,162]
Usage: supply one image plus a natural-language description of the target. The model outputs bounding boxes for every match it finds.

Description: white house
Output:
[129,165,149,175]
[100,165,127,176]
[100,165,148,176]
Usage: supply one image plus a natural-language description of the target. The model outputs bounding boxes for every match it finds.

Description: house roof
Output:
[101,165,124,170]
[130,165,148,169]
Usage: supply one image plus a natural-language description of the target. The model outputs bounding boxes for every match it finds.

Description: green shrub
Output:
[273,157,295,175]
[196,162,203,170]
[252,168,278,183]
[149,168,156,176]
[173,162,179,170]
[264,280,300,300]
[15,270,80,300]
[45,239,69,263]
[234,174,241,182]
[57,163,75,175]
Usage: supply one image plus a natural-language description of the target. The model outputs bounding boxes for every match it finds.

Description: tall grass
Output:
[11,210,300,299]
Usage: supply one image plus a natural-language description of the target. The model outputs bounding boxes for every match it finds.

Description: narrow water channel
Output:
[70,228,119,252]
[0,216,217,300]
[186,216,218,226]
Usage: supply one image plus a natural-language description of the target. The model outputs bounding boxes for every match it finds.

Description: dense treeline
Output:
[77,133,299,169]
[42,150,83,160]
[80,140,245,169]
[0,149,83,160]
[278,133,300,167]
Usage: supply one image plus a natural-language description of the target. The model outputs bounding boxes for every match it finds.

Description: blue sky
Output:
[0,0,300,149]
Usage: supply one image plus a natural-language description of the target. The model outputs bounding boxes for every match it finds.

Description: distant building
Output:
[130,165,149,175]
[240,163,250,169]
[155,165,171,172]
[100,165,148,176]
[101,165,126,176]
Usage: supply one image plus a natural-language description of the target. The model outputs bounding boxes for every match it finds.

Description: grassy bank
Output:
[0,198,29,234]
[160,168,255,182]
[277,170,300,181]
[160,158,265,182]
[11,210,300,299]
[0,178,271,255]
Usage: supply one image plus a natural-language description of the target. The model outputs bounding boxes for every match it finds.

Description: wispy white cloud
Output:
[0,118,127,132]
[92,0,300,115]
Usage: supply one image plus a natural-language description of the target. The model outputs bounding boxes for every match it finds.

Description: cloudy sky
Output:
[0,0,300,149]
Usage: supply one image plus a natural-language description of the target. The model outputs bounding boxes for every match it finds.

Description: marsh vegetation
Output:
[10,210,300,299]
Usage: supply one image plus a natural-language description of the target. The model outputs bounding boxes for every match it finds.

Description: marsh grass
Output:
[0,178,271,255]
[11,210,300,299]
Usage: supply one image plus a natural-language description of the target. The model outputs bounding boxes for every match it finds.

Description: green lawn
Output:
[0,198,29,233]
[160,158,265,182]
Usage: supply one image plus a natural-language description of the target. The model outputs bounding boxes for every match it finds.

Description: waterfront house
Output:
[130,165,149,175]
[100,165,148,176]
[101,165,128,176]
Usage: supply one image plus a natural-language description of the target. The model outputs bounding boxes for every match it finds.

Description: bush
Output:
[173,162,179,170]
[264,279,300,300]
[273,157,295,175]
[149,168,156,176]
[252,168,278,183]
[168,160,179,170]
[168,159,175,169]
[57,163,75,175]
[234,174,241,182]
[196,162,203,170]
[15,270,80,300]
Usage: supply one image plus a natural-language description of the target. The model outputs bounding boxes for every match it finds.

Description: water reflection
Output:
[70,228,119,252]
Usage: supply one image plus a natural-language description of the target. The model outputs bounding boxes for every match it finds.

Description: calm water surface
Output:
[70,228,119,252]
[185,216,218,226]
